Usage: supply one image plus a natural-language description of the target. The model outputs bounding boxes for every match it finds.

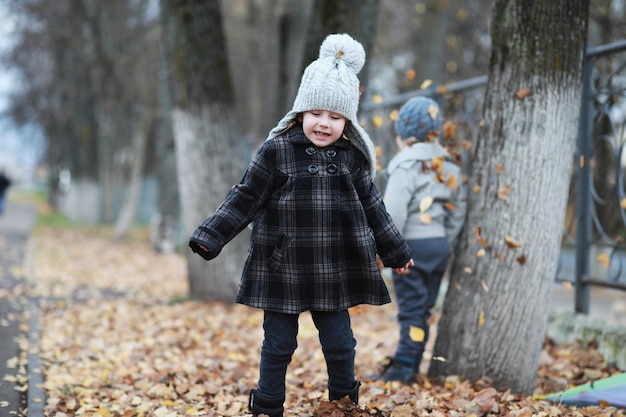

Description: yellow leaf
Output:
[372,95,383,104]
[621,198,626,209]
[428,104,439,120]
[597,253,610,268]
[372,116,384,128]
[409,326,425,342]
[390,109,399,121]
[478,310,485,327]
[97,409,112,417]
[472,185,481,193]
[431,156,444,173]
[504,235,522,248]
[419,196,434,213]
[421,79,433,89]
[476,248,486,258]
[447,175,457,189]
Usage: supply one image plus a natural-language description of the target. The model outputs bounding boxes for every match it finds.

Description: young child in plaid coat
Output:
[189,33,413,417]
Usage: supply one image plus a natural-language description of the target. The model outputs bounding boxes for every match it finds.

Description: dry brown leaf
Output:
[497,185,511,200]
[504,235,522,248]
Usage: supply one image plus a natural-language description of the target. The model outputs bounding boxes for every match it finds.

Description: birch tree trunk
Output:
[161,0,248,302]
[429,0,590,394]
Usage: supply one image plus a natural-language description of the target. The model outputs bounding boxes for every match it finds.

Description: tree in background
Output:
[160,0,247,301]
[428,0,590,394]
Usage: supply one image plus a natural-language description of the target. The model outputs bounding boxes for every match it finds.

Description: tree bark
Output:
[429,0,590,394]
[161,0,248,302]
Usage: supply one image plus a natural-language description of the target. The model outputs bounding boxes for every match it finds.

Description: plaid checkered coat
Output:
[189,125,412,314]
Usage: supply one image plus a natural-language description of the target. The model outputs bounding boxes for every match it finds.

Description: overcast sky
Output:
[0,3,45,184]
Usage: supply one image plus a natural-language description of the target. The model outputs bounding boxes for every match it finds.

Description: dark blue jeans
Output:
[392,237,449,368]
[258,309,356,397]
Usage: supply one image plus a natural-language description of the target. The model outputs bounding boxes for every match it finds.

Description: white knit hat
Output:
[266,33,377,178]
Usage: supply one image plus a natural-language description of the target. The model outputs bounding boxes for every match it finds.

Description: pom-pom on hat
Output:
[267,33,377,178]
[395,96,443,142]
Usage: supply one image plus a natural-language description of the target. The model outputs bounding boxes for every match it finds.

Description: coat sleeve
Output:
[354,165,412,268]
[189,142,278,260]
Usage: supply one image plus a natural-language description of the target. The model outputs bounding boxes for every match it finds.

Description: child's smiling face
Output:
[301,110,347,147]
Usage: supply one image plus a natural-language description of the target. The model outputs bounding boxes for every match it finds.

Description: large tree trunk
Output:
[429,0,590,394]
[161,0,248,302]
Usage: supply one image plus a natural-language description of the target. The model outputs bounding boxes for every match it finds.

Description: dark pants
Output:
[392,237,449,369]
[258,309,356,397]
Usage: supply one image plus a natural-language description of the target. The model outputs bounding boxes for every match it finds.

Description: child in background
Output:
[189,33,413,417]
[376,96,467,384]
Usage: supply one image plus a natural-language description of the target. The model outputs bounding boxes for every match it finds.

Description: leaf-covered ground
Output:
[28,226,625,417]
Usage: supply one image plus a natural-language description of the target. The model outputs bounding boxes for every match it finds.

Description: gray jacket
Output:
[384,142,467,248]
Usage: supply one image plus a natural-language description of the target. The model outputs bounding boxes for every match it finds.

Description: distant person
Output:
[0,170,12,216]
[188,34,413,417]
[374,97,467,384]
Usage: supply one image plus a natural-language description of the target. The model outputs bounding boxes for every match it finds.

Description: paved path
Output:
[0,199,41,416]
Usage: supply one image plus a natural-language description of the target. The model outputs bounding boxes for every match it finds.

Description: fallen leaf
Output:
[478,310,485,327]
[474,387,497,412]
[447,175,457,189]
[476,248,486,258]
[495,163,504,174]
[516,255,527,265]
[406,69,416,80]
[421,79,433,89]
[372,95,383,104]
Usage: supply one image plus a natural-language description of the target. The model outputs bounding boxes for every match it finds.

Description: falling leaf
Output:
[444,202,457,211]
[443,121,456,140]
[516,255,527,265]
[476,248,486,258]
[497,185,511,200]
[432,356,447,362]
[478,310,485,327]
[515,88,530,100]
[495,163,504,174]
[420,212,433,224]
[447,175,457,190]
[406,69,416,80]
[562,281,573,289]
[580,155,585,168]
[409,326,425,342]
[421,79,433,89]
[474,227,489,248]
[428,104,439,120]
[481,279,489,293]
[375,146,382,157]
[431,156,444,173]
[479,119,485,127]
[597,253,610,268]
[420,196,434,213]
[462,140,472,150]
[372,116,384,128]
[390,109,399,121]
[504,235,522,248]
[372,94,383,104]
[437,85,448,94]
[472,185,481,193]
[621,197,626,209]
[464,267,473,274]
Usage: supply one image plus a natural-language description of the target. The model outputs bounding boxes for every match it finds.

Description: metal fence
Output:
[360,40,626,315]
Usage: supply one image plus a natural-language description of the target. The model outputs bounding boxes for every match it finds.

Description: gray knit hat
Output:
[267,33,377,177]
[395,96,443,141]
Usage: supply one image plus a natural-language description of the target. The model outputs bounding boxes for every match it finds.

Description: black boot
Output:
[248,389,284,417]
[328,380,360,404]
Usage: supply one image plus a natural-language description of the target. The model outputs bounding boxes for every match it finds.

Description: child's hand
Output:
[393,259,414,275]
